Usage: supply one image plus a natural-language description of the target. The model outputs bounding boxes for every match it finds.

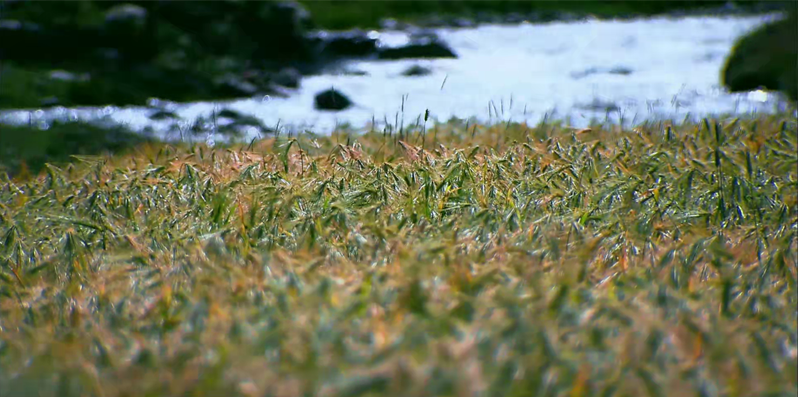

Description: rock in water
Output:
[571,66,633,79]
[215,75,259,97]
[271,68,302,88]
[401,65,433,77]
[149,109,179,121]
[314,88,352,111]
[377,36,457,60]
[318,30,378,58]
[722,11,797,102]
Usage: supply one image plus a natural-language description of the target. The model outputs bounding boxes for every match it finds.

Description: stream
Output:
[0,12,791,142]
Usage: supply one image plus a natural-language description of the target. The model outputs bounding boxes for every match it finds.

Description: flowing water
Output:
[0,13,790,141]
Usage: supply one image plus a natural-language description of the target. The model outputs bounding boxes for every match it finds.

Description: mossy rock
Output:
[722,10,797,102]
[314,88,352,111]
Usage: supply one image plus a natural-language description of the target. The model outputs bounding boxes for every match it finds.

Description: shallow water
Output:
[1,13,791,141]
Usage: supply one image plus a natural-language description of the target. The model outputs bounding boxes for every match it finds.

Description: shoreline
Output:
[305,1,791,31]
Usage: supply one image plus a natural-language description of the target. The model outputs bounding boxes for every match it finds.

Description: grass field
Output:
[0,114,796,396]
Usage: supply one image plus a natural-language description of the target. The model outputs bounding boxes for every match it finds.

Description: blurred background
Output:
[0,0,795,176]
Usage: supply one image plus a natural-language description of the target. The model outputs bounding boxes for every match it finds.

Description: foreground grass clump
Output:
[0,115,796,397]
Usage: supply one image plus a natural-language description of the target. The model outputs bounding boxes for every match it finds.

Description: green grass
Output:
[0,64,74,109]
[0,120,151,177]
[0,114,796,396]
[0,60,242,109]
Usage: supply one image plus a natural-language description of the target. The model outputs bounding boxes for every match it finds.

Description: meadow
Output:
[0,114,796,396]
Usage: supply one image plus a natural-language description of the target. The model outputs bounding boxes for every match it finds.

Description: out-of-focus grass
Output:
[0,114,796,397]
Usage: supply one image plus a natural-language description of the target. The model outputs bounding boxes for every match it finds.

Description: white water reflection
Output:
[0,13,791,141]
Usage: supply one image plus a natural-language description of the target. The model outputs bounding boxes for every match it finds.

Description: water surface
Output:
[1,13,789,141]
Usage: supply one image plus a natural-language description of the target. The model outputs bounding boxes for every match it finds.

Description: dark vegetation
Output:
[0,121,150,178]
[1,0,790,109]
[0,1,315,108]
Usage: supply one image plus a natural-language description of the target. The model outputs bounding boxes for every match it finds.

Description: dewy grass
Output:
[0,114,796,397]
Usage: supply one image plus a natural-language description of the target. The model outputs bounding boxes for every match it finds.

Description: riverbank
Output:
[1,113,796,396]
[299,0,791,30]
[2,13,789,144]
[1,1,792,110]
[0,1,315,109]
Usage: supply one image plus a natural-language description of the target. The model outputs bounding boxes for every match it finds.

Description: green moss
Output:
[0,64,74,109]
[0,1,304,109]
[723,9,798,101]
[0,120,151,177]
